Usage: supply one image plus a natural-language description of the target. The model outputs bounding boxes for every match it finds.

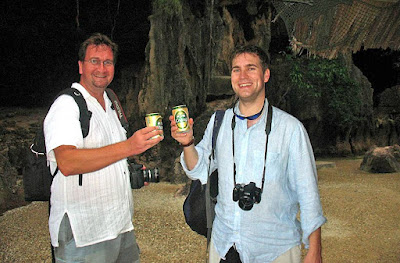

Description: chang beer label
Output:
[155,116,163,130]
[172,105,189,133]
[175,111,188,129]
[145,113,163,138]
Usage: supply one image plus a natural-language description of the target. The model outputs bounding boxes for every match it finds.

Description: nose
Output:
[96,62,107,72]
[239,69,248,79]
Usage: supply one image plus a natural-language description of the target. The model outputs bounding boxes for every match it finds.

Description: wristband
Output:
[180,137,195,147]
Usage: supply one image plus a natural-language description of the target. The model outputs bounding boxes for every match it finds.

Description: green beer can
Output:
[172,105,189,133]
[145,113,163,138]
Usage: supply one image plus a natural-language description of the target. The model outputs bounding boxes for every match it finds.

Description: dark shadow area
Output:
[206,94,234,102]
[1,0,151,107]
[353,48,400,107]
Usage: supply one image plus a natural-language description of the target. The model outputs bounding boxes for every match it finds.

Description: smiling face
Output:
[78,44,115,93]
[231,52,270,103]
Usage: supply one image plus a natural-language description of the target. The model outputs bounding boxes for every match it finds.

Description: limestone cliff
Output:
[115,0,398,181]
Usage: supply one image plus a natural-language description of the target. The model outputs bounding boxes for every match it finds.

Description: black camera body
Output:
[128,161,159,189]
[232,182,262,211]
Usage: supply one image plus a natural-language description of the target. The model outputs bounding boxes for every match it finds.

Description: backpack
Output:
[23,87,128,201]
[183,110,225,241]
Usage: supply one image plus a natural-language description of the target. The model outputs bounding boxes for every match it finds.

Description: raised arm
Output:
[169,115,198,170]
[54,126,163,176]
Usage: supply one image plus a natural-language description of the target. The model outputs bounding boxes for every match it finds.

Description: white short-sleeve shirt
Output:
[44,83,133,247]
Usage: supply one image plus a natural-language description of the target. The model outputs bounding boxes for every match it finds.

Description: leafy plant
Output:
[286,55,363,130]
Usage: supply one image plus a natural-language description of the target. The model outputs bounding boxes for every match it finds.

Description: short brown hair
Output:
[230,45,270,72]
[78,33,119,64]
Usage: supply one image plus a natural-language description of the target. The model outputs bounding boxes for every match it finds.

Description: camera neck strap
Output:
[231,102,273,192]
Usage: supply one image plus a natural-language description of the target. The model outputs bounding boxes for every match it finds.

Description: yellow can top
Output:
[146,113,160,117]
[172,105,187,110]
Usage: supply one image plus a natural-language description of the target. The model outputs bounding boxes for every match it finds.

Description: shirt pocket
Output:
[264,152,281,182]
[248,150,280,182]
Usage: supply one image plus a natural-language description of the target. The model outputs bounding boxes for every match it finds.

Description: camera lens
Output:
[153,168,160,182]
[143,168,160,183]
[239,197,254,211]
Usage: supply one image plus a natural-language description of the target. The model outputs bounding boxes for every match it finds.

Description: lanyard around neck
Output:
[234,103,265,120]
[231,103,273,192]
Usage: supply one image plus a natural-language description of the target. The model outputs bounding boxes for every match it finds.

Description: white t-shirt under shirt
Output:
[44,83,133,247]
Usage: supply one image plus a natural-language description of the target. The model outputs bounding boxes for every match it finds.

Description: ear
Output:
[78,61,83,75]
[264,68,270,83]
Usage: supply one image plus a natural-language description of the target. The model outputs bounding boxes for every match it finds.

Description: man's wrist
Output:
[180,137,195,147]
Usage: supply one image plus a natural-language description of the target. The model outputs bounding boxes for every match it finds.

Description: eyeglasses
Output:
[84,58,114,67]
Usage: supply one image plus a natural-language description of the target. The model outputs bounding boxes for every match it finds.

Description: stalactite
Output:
[76,0,80,29]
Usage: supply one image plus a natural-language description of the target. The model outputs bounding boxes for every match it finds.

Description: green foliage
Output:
[152,0,182,16]
[286,55,363,130]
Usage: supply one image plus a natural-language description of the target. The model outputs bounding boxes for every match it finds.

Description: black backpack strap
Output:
[211,110,225,159]
[57,88,92,138]
[205,110,225,246]
[33,88,91,155]
[106,88,130,134]
[54,88,92,186]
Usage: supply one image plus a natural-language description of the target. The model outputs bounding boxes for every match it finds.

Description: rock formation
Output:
[120,0,398,179]
[360,145,400,173]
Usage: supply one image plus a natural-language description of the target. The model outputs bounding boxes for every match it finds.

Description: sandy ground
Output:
[1,158,399,262]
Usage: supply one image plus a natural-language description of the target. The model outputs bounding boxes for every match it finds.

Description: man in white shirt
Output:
[44,33,163,262]
[170,45,326,263]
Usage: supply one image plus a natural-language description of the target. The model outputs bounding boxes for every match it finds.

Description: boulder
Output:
[378,85,400,114]
[360,145,400,173]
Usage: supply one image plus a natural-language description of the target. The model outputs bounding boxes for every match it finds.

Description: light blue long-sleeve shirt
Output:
[181,100,326,263]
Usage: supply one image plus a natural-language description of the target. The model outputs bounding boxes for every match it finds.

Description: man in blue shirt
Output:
[170,45,326,263]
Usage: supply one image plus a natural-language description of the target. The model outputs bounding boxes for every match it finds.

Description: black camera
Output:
[232,182,262,211]
[128,161,160,189]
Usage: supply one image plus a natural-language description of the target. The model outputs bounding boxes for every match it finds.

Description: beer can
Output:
[172,105,190,133]
[145,113,163,138]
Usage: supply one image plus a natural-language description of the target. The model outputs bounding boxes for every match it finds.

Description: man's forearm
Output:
[54,141,132,176]
[54,126,163,176]
[304,227,322,263]
[183,144,199,171]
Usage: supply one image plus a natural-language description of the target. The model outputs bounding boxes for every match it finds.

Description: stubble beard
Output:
[92,81,109,90]
[91,76,112,90]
